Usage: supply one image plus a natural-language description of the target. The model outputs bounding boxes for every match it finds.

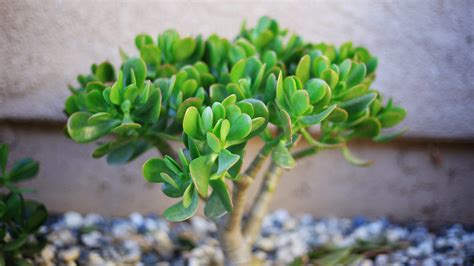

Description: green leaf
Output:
[373,127,408,142]
[3,233,28,251]
[25,204,47,232]
[9,158,39,183]
[300,104,336,125]
[230,59,245,83]
[204,191,227,219]
[201,107,214,132]
[279,109,292,141]
[183,107,202,139]
[316,247,352,265]
[0,144,8,175]
[327,107,348,122]
[378,107,406,128]
[207,132,221,153]
[341,146,372,167]
[160,173,179,189]
[163,189,198,222]
[189,155,215,197]
[220,119,230,142]
[172,37,196,61]
[135,34,154,50]
[346,63,366,88]
[182,184,194,208]
[123,58,147,89]
[295,55,311,85]
[272,141,295,169]
[290,90,310,115]
[351,118,381,138]
[67,112,120,143]
[227,114,252,141]
[95,62,115,83]
[339,93,377,115]
[142,158,167,183]
[210,178,233,213]
[217,149,240,175]
[321,68,339,88]
[306,79,327,104]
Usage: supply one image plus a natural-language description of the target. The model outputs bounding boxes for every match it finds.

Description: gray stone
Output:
[60,247,81,262]
[81,231,102,247]
[64,211,84,229]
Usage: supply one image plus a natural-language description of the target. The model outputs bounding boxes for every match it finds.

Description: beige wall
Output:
[1,122,473,224]
[1,0,473,223]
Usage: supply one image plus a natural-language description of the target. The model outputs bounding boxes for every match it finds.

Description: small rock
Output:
[48,229,76,246]
[64,211,84,229]
[41,244,56,261]
[257,237,274,252]
[88,252,105,265]
[360,259,374,266]
[60,247,80,262]
[81,231,102,247]
[130,212,144,228]
[83,213,103,226]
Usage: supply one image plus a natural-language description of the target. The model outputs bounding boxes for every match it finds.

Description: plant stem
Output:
[242,161,283,243]
[147,135,179,161]
[243,137,301,243]
[217,143,274,265]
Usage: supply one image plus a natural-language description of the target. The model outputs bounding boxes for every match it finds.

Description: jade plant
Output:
[0,144,48,266]
[64,17,406,264]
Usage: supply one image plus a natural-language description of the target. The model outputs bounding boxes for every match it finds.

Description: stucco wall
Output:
[1,1,473,223]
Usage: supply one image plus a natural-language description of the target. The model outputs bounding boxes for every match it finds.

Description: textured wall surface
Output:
[1,122,473,223]
[0,0,473,139]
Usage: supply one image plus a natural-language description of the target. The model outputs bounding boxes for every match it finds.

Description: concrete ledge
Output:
[2,122,473,224]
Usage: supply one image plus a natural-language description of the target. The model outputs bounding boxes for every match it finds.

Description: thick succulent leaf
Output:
[163,189,198,222]
[67,112,120,143]
[217,149,240,175]
[378,107,407,128]
[24,203,47,233]
[272,141,295,169]
[95,62,115,83]
[279,109,292,141]
[123,58,147,89]
[351,117,381,138]
[172,37,196,61]
[135,34,154,50]
[210,178,233,213]
[339,93,377,115]
[182,184,194,208]
[204,191,227,219]
[227,114,252,141]
[207,132,221,153]
[327,107,348,123]
[183,107,202,139]
[9,158,39,183]
[300,104,336,126]
[346,63,366,88]
[306,79,327,104]
[189,155,215,197]
[295,55,310,85]
[143,158,168,183]
[290,90,310,115]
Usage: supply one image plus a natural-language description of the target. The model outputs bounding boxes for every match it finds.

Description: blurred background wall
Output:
[1,0,473,223]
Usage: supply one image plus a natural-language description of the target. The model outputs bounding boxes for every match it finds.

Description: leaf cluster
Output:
[64,16,406,221]
[0,144,48,265]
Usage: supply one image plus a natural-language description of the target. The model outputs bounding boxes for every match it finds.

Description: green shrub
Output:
[64,16,406,264]
[0,144,48,266]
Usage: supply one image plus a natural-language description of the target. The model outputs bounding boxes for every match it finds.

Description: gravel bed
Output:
[29,210,473,265]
